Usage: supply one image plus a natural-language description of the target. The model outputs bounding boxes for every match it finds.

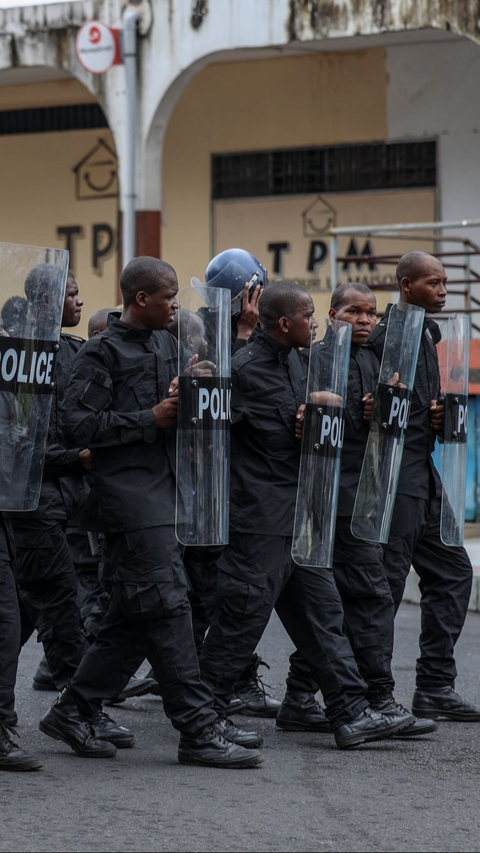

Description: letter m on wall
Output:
[342,239,377,272]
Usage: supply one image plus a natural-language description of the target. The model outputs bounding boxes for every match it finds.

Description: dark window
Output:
[212,141,436,199]
[0,104,108,136]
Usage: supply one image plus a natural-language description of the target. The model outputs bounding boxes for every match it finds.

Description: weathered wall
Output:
[161,48,435,317]
[1,0,480,214]
[387,36,480,228]
[162,49,387,299]
[0,121,118,337]
[387,36,480,313]
[288,0,480,43]
[0,0,479,324]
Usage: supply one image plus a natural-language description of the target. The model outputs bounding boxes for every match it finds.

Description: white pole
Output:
[331,234,338,289]
[122,8,139,269]
[329,218,480,236]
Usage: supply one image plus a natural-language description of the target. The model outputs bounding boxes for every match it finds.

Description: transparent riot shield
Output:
[436,313,470,546]
[292,318,352,568]
[0,242,69,510]
[351,302,425,543]
[175,280,231,546]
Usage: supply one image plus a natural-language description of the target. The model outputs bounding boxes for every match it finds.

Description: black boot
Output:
[412,686,480,721]
[145,668,162,696]
[88,709,135,748]
[0,722,42,771]
[32,656,56,692]
[227,655,281,719]
[213,717,264,749]
[106,675,159,706]
[178,725,264,768]
[39,688,117,758]
[371,698,437,737]
[276,691,331,732]
[335,706,412,750]
[5,711,18,727]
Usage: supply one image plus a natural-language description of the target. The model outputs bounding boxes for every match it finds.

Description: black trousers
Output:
[199,533,369,730]
[67,528,104,632]
[183,545,318,695]
[383,493,473,689]
[13,519,84,688]
[0,525,20,720]
[182,546,216,657]
[333,519,395,704]
[69,526,217,737]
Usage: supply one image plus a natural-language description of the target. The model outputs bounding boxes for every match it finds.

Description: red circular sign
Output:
[76,21,117,75]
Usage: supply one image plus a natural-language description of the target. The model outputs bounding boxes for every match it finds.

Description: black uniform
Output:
[331,342,396,704]
[0,517,20,721]
[66,522,103,632]
[182,322,317,696]
[60,315,217,737]
[199,330,370,730]
[369,307,473,690]
[9,333,86,688]
[181,313,257,647]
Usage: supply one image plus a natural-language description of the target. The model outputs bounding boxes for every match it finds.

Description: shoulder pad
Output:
[232,342,260,370]
[368,321,386,341]
[161,329,179,352]
[61,332,85,344]
[78,334,108,357]
[360,343,380,365]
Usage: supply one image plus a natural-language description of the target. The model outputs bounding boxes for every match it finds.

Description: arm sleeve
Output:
[368,327,385,362]
[43,446,85,479]
[230,368,250,426]
[62,346,157,449]
[233,337,248,354]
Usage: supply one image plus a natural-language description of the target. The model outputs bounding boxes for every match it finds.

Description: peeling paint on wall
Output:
[287,0,480,44]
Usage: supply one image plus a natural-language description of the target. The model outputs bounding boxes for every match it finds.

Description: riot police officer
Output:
[369,251,480,721]
[11,272,88,689]
[0,514,42,770]
[11,272,133,747]
[322,282,436,736]
[188,250,324,724]
[183,250,287,718]
[0,254,71,771]
[39,257,264,768]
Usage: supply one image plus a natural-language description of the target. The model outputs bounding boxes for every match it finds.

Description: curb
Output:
[403,569,480,612]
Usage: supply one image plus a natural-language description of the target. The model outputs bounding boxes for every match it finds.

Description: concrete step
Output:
[403,533,480,612]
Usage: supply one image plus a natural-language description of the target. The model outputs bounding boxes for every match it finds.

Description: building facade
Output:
[0,0,480,335]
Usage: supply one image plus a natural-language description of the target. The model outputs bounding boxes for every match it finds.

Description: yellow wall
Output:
[0,77,97,109]
[214,190,436,316]
[162,49,437,317]
[0,51,437,335]
[162,50,390,310]
[0,127,118,339]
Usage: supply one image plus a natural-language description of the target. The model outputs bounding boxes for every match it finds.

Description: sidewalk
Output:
[403,524,480,611]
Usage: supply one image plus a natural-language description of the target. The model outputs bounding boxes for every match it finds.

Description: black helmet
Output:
[205,248,267,299]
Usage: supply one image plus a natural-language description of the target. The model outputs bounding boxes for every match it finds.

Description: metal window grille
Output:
[0,104,109,136]
[212,141,436,199]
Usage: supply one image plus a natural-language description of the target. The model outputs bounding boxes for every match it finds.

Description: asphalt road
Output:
[2,603,480,853]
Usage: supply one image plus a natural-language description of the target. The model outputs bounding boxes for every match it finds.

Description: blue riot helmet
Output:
[205,248,268,317]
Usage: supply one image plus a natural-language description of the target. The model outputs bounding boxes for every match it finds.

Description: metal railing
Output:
[329,219,480,334]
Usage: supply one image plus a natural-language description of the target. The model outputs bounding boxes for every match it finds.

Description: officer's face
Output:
[62,276,83,328]
[329,290,377,344]
[287,294,318,347]
[144,275,180,330]
[187,317,208,361]
[401,259,447,313]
